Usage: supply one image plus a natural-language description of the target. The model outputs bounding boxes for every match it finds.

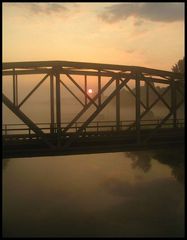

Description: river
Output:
[3,147,184,237]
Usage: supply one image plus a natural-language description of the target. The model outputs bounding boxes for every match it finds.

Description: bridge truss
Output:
[2,61,184,158]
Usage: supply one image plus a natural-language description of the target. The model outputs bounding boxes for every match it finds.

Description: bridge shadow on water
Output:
[3,146,184,183]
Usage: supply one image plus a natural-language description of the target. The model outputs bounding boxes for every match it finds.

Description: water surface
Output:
[3,148,184,237]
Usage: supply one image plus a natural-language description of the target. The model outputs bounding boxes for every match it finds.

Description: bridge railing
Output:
[2,119,184,137]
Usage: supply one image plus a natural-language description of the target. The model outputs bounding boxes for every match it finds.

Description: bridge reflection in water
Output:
[2,61,184,158]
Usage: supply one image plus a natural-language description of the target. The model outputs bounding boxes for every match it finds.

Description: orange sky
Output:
[3,2,184,71]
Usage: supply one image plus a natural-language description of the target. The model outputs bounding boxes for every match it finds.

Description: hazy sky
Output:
[3,2,184,71]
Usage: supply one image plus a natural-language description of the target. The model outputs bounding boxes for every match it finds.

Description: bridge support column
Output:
[171,80,177,128]
[50,73,55,134]
[85,75,87,105]
[98,71,101,106]
[13,69,18,106]
[146,81,149,109]
[55,68,61,145]
[136,74,141,143]
[116,77,120,131]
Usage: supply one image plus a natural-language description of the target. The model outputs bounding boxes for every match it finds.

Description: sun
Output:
[88,88,93,94]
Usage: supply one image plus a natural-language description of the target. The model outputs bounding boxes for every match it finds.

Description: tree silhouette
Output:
[171,57,184,73]
[127,147,184,184]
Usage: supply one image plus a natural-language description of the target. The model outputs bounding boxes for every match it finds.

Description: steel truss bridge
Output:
[2,61,184,158]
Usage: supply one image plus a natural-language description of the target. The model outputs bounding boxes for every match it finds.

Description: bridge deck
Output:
[3,123,184,158]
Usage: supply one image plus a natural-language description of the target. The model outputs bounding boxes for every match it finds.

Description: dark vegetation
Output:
[127,146,184,183]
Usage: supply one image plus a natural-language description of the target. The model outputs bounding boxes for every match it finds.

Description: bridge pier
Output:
[171,80,177,128]
[98,70,101,106]
[136,74,141,143]
[146,80,149,110]
[50,73,55,134]
[13,69,18,106]
[116,77,120,131]
[85,75,87,105]
[55,68,62,146]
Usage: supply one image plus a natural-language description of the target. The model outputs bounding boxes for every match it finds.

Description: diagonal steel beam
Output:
[3,93,54,148]
[62,75,132,151]
[18,74,49,108]
[61,75,117,134]
[59,79,85,107]
[141,86,184,143]
[65,73,98,108]
[140,85,171,119]
[124,82,147,109]
[144,78,172,111]
[125,85,171,131]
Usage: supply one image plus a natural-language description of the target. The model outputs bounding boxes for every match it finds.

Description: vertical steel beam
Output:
[136,74,141,143]
[98,71,101,106]
[13,69,18,106]
[171,80,177,128]
[15,74,18,106]
[13,69,16,105]
[85,75,87,105]
[50,73,55,134]
[116,77,120,131]
[146,81,149,109]
[55,68,61,138]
